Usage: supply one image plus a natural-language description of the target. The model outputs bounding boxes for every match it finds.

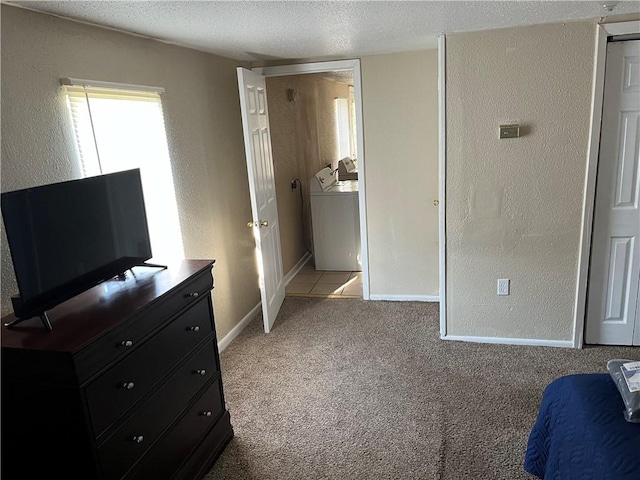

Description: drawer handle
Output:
[120,340,134,348]
[186,292,199,298]
[195,369,206,376]
[187,326,200,332]
[131,435,144,444]
[200,411,212,417]
[121,382,135,390]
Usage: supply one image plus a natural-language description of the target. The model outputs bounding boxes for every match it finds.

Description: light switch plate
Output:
[499,124,520,139]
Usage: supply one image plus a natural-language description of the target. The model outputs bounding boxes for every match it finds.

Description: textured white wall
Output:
[445,21,596,340]
[0,5,260,339]
[361,50,440,297]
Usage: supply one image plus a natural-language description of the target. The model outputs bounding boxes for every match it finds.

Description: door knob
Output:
[433,200,439,206]
[260,220,269,227]
[247,221,255,228]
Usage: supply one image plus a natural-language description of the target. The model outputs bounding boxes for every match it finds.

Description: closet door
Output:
[586,40,640,346]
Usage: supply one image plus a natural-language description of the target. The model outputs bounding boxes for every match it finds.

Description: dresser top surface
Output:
[1,259,214,353]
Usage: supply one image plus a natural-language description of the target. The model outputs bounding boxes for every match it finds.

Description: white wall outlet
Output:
[497,279,510,296]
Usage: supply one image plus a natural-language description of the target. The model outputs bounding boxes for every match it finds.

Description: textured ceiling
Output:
[7,1,640,61]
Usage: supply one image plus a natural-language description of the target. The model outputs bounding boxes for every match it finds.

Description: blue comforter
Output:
[524,374,640,479]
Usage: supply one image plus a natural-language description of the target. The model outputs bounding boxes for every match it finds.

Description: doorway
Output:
[263,70,361,298]
[254,60,370,301]
[584,37,640,346]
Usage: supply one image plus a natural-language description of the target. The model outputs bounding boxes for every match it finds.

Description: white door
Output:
[237,68,285,333]
[635,283,640,345]
[586,40,640,346]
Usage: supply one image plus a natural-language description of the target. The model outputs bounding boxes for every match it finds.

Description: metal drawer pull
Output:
[200,411,212,417]
[131,435,144,443]
[195,369,206,376]
[186,292,199,298]
[121,382,135,390]
[120,340,133,347]
[187,326,200,332]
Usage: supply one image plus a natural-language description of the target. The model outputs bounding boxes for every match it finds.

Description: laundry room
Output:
[266,71,363,298]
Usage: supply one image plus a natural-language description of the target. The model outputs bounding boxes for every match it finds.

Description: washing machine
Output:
[310,167,361,271]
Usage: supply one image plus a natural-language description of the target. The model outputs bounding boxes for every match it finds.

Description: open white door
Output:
[585,40,640,346]
[237,67,285,333]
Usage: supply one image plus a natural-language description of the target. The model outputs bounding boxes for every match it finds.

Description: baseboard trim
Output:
[217,302,261,353]
[369,294,440,302]
[283,251,312,286]
[441,334,574,348]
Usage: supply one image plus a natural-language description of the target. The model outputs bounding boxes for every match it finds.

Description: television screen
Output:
[1,169,153,319]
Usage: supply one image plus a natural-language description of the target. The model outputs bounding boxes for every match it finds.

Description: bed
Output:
[524,374,640,480]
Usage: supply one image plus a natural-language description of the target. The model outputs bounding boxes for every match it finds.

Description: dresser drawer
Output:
[127,378,225,480]
[97,342,219,480]
[74,269,214,383]
[87,298,215,437]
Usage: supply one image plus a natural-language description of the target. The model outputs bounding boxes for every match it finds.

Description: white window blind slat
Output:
[66,85,161,102]
[62,77,164,94]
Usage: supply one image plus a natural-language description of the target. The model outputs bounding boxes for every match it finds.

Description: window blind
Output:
[335,98,351,160]
[63,84,184,263]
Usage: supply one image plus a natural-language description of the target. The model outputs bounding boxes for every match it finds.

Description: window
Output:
[335,97,351,160]
[348,85,357,159]
[64,83,184,263]
[335,88,358,161]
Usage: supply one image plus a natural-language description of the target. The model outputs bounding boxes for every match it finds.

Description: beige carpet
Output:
[204,298,638,479]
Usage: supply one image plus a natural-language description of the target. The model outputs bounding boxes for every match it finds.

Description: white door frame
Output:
[574,20,640,348]
[253,59,371,299]
[438,34,447,338]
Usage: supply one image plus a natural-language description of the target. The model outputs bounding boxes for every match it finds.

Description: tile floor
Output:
[285,262,363,298]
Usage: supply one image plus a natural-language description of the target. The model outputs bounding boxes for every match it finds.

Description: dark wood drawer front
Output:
[127,379,225,480]
[98,343,219,480]
[75,269,214,382]
[87,299,214,437]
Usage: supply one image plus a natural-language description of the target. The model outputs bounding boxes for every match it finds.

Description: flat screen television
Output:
[1,169,156,328]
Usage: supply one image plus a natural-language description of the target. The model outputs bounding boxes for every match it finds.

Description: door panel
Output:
[237,68,285,333]
[586,40,640,346]
[604,237,634,321]
[613,112,639,207]
[623,54,640,91]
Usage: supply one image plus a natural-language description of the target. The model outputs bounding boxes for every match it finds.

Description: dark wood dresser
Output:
[1,259,233,479]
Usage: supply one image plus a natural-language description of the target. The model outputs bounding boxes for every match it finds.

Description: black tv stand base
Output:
[119,262,168,280]
[4,311,53,332]
[134,262,168,270]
